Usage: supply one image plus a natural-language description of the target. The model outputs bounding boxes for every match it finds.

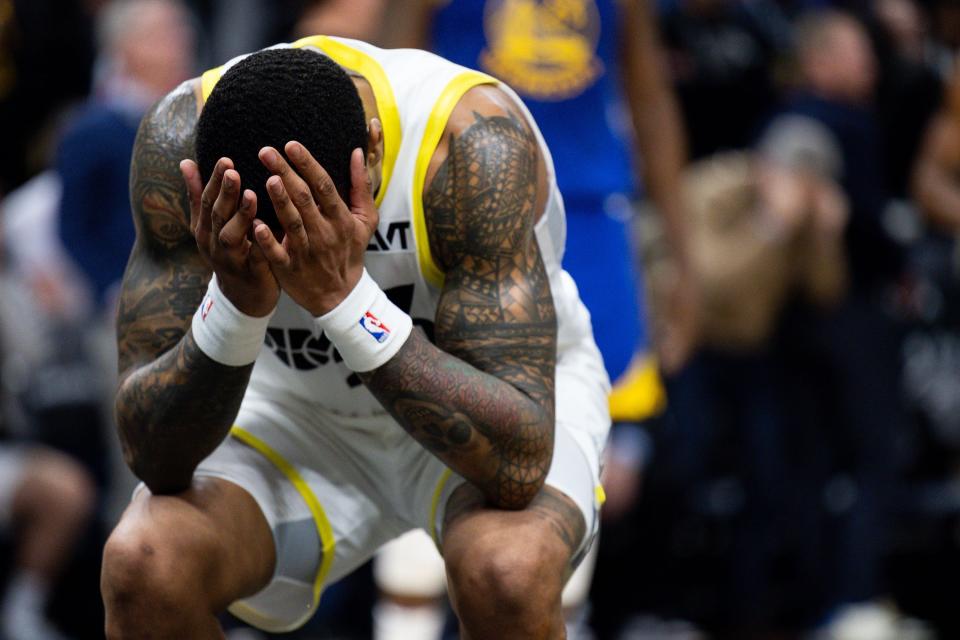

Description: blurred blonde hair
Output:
[96,0,187,55]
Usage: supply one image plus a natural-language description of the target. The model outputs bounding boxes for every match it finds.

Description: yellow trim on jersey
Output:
[229,426,336,627]
[595,485,607,506]
[412,70,498,289]
[429,468,453,546]
[608,355,666,423]
[200,66,224,102]
[292,36,401,208]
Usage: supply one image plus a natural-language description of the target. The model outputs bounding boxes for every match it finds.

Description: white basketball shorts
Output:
[191,340,610,633]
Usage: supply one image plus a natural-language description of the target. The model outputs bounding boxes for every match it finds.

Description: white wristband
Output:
[315,269,413,372]
[191,274,274,366]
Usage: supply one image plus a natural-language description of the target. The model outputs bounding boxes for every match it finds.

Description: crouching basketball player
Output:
[101,37,610,639]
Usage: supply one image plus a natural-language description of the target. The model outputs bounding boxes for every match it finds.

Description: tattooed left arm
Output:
[360,89,555,510]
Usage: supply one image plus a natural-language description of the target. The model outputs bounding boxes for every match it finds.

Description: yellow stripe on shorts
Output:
[229,426,335,628]
[429,468,453,547]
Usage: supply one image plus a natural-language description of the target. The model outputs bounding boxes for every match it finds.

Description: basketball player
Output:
[100,37,610,639]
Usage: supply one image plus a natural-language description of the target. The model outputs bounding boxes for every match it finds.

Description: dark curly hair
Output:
[195,47,368,231]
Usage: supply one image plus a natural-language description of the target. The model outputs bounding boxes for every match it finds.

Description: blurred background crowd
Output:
[3,0,960,638]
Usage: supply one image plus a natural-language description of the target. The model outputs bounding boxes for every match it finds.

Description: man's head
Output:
[98,0,194,100]
[795,10,876,104]
[195,48,373,231]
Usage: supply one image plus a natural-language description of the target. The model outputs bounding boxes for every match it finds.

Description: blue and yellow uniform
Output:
[430,0,663,421]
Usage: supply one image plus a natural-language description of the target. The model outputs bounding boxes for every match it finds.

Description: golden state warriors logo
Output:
[480,0,603,101]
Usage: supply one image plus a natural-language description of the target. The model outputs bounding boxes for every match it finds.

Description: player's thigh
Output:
[102,476,275,611]
[212,396,415,632]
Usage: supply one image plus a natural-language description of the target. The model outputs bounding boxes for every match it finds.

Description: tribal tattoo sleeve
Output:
[115,82,253,494]
[360,108,557,510]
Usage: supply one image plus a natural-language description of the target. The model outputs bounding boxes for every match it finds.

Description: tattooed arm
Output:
[116,81,253,494]
[361,87,556,510]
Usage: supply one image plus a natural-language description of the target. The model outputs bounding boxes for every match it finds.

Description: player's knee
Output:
[102,525,180,607]
[101,519,207,634]
[448,531,561,617]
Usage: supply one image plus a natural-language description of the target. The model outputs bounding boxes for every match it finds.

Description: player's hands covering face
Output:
[181,157,280,317]
[255,142,378,316]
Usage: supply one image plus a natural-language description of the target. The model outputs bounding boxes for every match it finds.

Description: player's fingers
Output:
[180,159,203,233]
[247,228,269,267]
[247,223,277,279]
[210,169,242,252]
[260,146,324,231]
[199,158,232,236]
[253,219,291,268]
[348,148,375,207]
[266,175,311,253]
[285,141,348,222]
[348,147,378,233]
[219,189,257,249]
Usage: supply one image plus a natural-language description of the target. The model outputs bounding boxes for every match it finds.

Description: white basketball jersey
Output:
[199,36,603,417]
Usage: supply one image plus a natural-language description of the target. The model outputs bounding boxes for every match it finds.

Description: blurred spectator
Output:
[872,0,942,198]
[874,0,927,63]
[908,59,960,447]
[781,9,904,288]
[614,9,914,635]
[0,0,96,193]
[660,0,782,160]
[0,10,196,637]
[1,172,90,322]
[0,446,95,640]
[0,203,96,640]
[767,9,909,629]
[913,64,960,233]
[644,122,848,353]
[927,0,960,72]
[638,122,848,633]
[0,444,95,640]
[186,0,307,64]
[57,0,195,311]
[293,0,384,41]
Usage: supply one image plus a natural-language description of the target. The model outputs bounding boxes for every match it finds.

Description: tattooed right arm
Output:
[115,81,253,494]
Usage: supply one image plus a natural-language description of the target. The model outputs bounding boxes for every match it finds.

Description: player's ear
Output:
[366,117,384,170]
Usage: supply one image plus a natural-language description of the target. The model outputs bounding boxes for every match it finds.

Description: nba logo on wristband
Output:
[359,311,390,343]
[200,296,214,321]
[316,269,412,371]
